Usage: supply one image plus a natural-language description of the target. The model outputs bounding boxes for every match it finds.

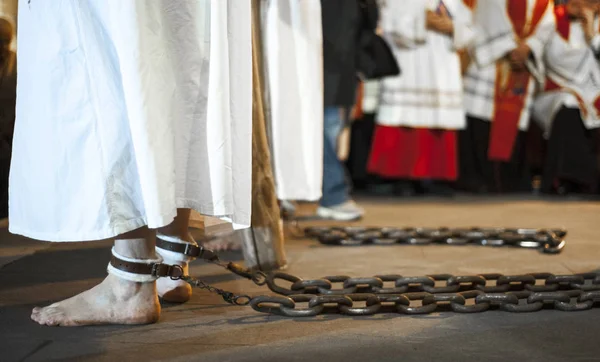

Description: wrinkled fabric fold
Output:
[9,0,251,242]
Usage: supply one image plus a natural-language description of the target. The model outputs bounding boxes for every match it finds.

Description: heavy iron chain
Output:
[181,257,600,316]
[174,224,597,316]
[301,226,567,254]
[246,272,600,316]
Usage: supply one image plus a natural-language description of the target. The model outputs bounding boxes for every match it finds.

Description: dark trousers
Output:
[458,116,531,193]
[542,107,598,194]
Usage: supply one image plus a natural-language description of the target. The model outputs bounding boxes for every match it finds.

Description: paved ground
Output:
[1,196,600,362]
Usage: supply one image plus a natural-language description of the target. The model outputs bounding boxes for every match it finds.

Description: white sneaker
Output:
[317,200,365,221]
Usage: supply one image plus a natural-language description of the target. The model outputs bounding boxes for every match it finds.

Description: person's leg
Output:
[318,107,363,220]
[31,227,161,326]
[542,107,598,194]
[155,208,242,303]
[457,116,488,193]
[320,106,349,207]
[320,107,349,207]
[156,209,195,303]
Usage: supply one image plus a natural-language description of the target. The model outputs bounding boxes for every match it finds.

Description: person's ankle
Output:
[112,274,157,299]
[154,233,195,302]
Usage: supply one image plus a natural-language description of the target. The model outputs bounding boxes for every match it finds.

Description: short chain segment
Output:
[182,275,253,306]
[303,226,567,254]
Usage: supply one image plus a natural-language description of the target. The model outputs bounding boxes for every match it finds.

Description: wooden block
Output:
[189,210,205,230]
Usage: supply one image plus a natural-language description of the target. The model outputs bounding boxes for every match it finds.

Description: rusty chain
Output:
[301,226,567,254]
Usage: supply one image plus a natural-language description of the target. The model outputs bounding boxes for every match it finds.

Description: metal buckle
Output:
[183,242,205,258]
[151,263,162,277]
[183,243,195,256]
[151,263,184,280]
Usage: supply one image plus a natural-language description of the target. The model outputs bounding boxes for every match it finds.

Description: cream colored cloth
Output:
[261,0,324,201]
[9,0,252,241]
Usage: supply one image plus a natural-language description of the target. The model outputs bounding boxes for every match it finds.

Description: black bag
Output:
[357,33,401,80]
[356,0,400,80]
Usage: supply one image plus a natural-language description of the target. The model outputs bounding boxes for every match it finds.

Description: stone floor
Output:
[1,196,600,362]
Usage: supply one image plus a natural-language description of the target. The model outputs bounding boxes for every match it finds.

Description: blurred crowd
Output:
[316,0,600,222]
[1,0,600,223]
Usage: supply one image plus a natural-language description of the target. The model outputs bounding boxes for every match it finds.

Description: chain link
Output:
[177,227,600,317]
[182,276,252,306]
[301,226,567,254]
[263,272,600,296]
[182,265,600,316]
[247,271,600,316]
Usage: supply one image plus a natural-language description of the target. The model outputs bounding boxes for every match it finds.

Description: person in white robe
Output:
[367,0,476,194]
[9,0,251,326]
[261,0,324,209]
[460,0,555,193]
[532,0,600,194]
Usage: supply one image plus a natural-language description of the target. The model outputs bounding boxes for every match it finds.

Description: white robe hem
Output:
[8,198,250,243]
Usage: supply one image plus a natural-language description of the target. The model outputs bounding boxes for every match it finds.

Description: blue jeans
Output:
[321,107,350,207]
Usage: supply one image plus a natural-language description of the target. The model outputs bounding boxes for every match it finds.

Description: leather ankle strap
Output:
[109,254,184,280]
[156,237,218,261]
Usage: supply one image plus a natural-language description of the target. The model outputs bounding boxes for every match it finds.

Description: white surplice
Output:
[464,0,555,130]
[533,18,600,138]
[261,0,323,201]
[377,0,475,130]
[9,0,252,242]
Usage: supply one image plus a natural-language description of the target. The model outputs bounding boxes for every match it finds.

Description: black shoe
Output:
[416,180,455,197]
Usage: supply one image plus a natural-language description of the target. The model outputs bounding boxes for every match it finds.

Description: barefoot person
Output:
[9,0,251,326]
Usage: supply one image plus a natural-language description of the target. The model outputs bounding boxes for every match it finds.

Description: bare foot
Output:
[157,263,192,303]
[31,274,160,326]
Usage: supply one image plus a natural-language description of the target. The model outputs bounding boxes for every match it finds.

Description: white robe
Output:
[464,0,555,130]
[9,0,252,242]
[377,0,475,130]
[261,0,323,202]
[533,19,600,138]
